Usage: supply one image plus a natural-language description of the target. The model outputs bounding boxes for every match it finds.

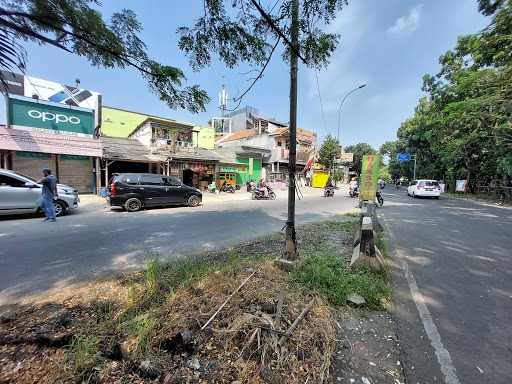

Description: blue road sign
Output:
[397,153,412,162]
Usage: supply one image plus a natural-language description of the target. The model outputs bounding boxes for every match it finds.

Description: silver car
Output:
[0,169,79,217]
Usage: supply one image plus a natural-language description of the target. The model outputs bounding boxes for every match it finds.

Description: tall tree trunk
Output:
[284,0,299,260]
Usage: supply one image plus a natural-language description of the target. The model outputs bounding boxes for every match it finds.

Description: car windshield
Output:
[424,181,439,186]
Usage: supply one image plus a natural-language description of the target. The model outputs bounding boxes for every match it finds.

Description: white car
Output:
[0,169,79,217]
[407,179,441,199]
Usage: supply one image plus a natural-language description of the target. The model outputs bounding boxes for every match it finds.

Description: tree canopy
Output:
[0,0,208,112]
[177,0,348,108]
[389,0,512,192]
[344,142,376,175]
[318,135,340,170]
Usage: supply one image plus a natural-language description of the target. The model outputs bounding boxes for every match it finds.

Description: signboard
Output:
[7,95,94,137]
[0,71,24,95]
[359,155,381,201]
[455,180,467,192]
[220,166,237,173]
[335,153,354,163]
[1,70,100,111]
[397,153,411,162]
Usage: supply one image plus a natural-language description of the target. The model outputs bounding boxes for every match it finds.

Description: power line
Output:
[314,70,327,137]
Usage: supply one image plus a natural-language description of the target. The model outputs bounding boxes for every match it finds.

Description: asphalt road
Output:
[382,188,512,384]
[0,190,357,304]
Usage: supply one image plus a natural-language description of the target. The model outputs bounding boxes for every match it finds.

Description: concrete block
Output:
[274,258,297,271]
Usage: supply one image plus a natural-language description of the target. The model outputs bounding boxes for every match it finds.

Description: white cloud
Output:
[387,4,423,36]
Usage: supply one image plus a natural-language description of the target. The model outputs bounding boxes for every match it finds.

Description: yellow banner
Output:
[359,155,381,201]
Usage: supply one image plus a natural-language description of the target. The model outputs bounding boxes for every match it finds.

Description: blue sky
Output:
[1,0,489,149]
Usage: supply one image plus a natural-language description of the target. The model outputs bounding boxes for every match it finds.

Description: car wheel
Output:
[54,200,67,217]
[188,195,201,207]
[124,198,142,212]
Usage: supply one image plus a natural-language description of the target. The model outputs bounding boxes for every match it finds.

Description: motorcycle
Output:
[252,186,276,200]
[376,190,384,207]
[324,186,335,197]
[221,184,235,193]
[349,186,359,198]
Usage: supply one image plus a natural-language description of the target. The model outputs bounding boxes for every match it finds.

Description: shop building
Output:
[0,72,103,193]
[215,146,270,187]
[216,118,316,182]
[100,106,220,190]
[0,95,101,193]
[100,136,168,186]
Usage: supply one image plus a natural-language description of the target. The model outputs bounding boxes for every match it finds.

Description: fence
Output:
[476,184,512,202]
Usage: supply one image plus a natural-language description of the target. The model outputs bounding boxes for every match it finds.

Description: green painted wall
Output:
[235,157,262,185]
[101,107,148,137]
[192,126,215,149]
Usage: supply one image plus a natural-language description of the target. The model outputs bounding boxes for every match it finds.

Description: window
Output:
[122,175,139,185]
[139,174,165,186]
[0,175,27,187]
[162,177,181,186]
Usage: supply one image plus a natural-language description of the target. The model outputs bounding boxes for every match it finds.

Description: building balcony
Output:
[271,148,312,163]
[151,139,195,153]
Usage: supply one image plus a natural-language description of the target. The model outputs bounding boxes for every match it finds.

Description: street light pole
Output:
[337,84,367,144]
[413,155,417,180]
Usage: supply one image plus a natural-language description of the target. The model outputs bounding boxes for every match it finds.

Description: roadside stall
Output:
[217,167,238,188]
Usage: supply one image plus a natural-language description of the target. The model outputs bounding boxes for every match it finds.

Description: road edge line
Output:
[380,215,461,384]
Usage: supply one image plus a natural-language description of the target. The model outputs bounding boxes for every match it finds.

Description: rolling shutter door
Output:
[58,155,93,193]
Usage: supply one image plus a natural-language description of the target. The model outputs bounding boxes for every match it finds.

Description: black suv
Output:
[108,173,202,212]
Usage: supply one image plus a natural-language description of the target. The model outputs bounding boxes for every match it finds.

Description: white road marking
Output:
[382,216,461,384]
[401,260,461,384]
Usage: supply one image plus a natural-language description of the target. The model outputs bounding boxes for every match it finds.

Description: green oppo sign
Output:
[8,96,94,136]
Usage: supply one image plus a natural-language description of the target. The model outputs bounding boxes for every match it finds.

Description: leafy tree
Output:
[318,135,340,171]
[396,0,512,194]
[379,140,408,180]
[177,0,349,260]
[344,143,376,175]
[0,0,208,112]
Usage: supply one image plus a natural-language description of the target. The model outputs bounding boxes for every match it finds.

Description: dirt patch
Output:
[331,311,405,384]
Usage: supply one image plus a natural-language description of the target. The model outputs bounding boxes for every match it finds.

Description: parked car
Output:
[108,173,202,212]
[407,179,441,199]
[0,168,79,216]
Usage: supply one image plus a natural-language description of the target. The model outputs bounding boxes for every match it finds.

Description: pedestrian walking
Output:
[38,168,58,222]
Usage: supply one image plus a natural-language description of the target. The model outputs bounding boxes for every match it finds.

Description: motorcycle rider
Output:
[259,179,269,197]
[349,177,358,196]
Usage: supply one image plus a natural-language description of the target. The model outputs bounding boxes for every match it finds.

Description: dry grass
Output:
[157,261,336,383]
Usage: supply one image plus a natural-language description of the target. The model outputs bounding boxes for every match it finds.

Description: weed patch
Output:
[67,334,101,379]
[293,245,390,309]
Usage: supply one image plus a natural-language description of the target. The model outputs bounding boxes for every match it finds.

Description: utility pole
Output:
[413,155,417,180]
[284,0,299,260]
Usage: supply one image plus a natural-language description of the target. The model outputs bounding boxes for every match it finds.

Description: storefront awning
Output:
[0,127,102,157]
[171,147,222,162]
[101,136,167,162]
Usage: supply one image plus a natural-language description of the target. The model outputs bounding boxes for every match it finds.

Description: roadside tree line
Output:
[382,0,512,194]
